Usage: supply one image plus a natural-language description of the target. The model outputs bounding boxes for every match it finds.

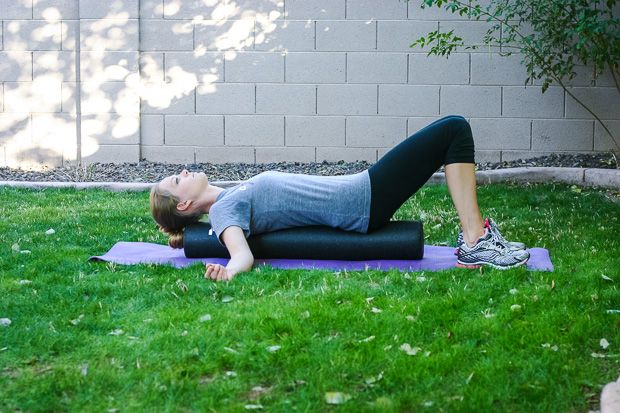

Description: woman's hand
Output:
[205,263,235,282]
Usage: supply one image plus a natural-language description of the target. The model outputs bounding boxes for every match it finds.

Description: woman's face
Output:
[158,169,209,202]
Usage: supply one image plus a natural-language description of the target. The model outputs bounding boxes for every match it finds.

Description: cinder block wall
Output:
[0,0,618,168]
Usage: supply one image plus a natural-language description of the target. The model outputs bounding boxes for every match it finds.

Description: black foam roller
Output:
[183,221,424,260]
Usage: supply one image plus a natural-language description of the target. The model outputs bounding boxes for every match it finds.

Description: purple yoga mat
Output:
[90,242,554,272]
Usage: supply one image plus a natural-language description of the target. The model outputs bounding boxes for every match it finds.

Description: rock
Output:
[601,376,620,413]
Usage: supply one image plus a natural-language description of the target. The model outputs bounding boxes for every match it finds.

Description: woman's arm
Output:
[205,226,254,282]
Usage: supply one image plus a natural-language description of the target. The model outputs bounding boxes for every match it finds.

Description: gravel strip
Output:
[0,152,617,183]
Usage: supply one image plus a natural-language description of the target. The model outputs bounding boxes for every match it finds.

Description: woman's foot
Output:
[456,220,530,270]
[456,218,526,250]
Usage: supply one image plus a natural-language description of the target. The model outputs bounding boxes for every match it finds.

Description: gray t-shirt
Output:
[208,170,371,246]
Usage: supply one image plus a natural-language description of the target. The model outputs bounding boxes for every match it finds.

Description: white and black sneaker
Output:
[456,220,530,270]
[456,218,526,251]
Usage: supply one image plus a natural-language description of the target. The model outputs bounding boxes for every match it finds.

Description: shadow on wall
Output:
[1,0,284,170]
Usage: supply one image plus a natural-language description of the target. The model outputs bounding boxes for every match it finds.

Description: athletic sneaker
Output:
[456,221,530,270]
[456,218,526,251]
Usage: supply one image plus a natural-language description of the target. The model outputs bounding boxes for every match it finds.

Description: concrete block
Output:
[502,86,564,118]
[81,19,139,51]
[236,0,285,20]
[5,141,64,168]
[197,83,255,114]
[81,51,139,82]
[0,113,31,145]
[165,51,223,83]
[594,67,619,87]
[284,0,345,19]
[441,86,501,117]
[565,87,620,120]
[317,84,376,115]
[3,20,61,50]
[164,115,224,146]
[471,53,529,85]
[408,1,470,20]
[378,85,439,116]
[285,52,346,83]
[141,82,195,114]
[256,84,315,115]
[164,0,283,20]
[474,150,501,164]
[0,52,33,81]
[347,0,407,19]
[255,146,315,163]
[4,80,62,112]
[347,52,407,84]
[470,118,531,150]
[142,145,195,163]
[346,116,407,147]
[163,0,219,19]
[377,20,438,53]
[82,144,139,164]
[61,82,76,113]
[533,64,596,88]
[195,146,255,164]
[532,119,594,151]
[34,0,78,19]
[78,0,139,19]
[407,116,443,136]
[81,81,140,114]
[140,0,164,18]
[594,120,620,151]
[224,51,284,82]
[255,19,314,51]
[225,115,283,146]
[140,52,164,82]
[61,20,78,50]
[584,169,620,189]
[439,21,500,52]
[0,0,32,19]
[194,20,254,51]
[81,113,140,145]
[141,114,164,146]
[33,51,75,82]
[140,20,193,51]
[409,53,469,85]
[317,146,376,162]
[316,20,376,51]
[285,115,345,146]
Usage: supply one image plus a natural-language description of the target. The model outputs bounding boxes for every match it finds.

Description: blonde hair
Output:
[150,183,203,249]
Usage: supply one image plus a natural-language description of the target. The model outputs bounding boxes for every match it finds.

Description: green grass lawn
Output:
[0,183,618,412]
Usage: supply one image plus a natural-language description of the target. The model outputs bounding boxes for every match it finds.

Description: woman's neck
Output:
[198,184,225,213]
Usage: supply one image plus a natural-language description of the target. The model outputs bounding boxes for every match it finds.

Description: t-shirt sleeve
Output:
[208,200,251,247]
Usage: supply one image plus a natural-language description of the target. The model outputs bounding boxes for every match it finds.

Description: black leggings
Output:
[367,115,475,232]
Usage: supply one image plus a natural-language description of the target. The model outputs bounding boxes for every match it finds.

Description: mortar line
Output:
[75,0,82,166]
[138,0,142,161]
[406,53,409,84]
[314,21,316,50]
[375,20,378,50]
[500,86,503,116]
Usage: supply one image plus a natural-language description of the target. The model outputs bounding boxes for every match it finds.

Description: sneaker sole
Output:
[456,257,529,270]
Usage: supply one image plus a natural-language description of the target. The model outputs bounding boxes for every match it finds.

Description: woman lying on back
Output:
[150,115,528,282]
